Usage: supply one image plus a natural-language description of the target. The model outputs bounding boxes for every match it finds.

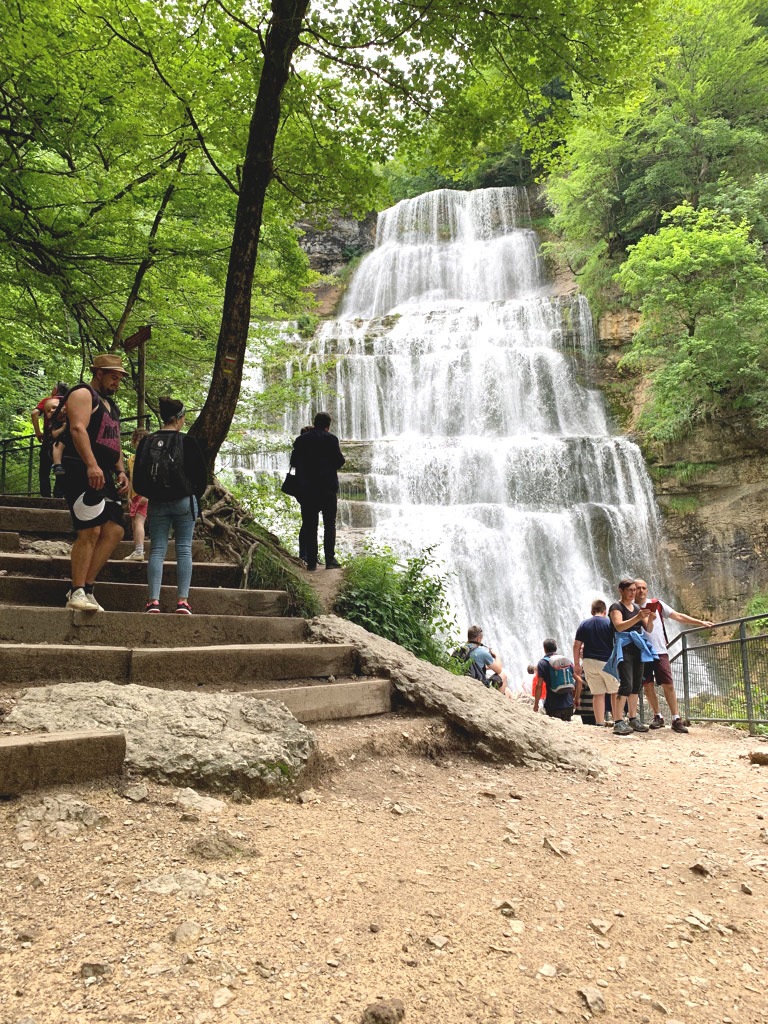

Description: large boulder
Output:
[5,682,318,795]
[308,616,608,776]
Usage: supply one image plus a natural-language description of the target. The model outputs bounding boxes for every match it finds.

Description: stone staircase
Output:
[0,494,392,792]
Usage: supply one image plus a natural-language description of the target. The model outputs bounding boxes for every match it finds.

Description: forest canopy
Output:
[545,0,768,442]
[0,0,657,453]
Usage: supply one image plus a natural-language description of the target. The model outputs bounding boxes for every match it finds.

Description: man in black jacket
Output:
[290,411,345,571]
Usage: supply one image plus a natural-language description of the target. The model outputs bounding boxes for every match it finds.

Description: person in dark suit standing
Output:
[290,411,345,571]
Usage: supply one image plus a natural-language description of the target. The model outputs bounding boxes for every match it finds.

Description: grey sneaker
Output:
[123,549,145,561]
[629,717,649,733]
[613,719,633,736]
[85,592,104,612]
[649,713,665,729]
[67,587,96,612]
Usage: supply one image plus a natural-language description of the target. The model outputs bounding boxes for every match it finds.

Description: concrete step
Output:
[0,730,126,796]
[0,606,308,647]
[112,539,207,560]
[258,678,391,723]
[0,531,20,551]
[0,576,288,616]
[0,552,240,587]
[0,642,358,685]
[0,505,79,533]
[0,495,67,510]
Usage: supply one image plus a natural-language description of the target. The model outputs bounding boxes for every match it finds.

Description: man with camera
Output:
[633,578,713,733]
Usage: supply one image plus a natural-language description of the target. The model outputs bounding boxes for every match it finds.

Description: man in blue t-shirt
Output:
[572,599,618,726]
[465,625,508,694]
[536,638,574,721]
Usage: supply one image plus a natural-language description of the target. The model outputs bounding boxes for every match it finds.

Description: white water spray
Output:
[280,187,663,677]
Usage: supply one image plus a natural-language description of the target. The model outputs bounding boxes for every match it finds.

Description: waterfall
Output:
[280,187,664,677]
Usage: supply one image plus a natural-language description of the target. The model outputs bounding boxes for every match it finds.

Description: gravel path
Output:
[1,715,766,1024]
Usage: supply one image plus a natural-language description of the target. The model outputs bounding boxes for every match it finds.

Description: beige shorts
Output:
[582,658,619,695]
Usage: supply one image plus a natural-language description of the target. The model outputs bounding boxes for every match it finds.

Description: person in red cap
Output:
[60,354,130,612]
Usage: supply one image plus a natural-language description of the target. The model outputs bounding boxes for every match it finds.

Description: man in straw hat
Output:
[60,354,131,611]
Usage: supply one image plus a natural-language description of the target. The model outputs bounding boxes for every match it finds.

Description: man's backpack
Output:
[452,643,491,685]
[545,654,575,694]
[134,431,192,502]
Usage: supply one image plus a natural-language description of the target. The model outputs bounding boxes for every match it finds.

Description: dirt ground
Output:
[1,715,767,1024]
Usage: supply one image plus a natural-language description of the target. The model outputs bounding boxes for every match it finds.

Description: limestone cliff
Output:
[595,313,768,623]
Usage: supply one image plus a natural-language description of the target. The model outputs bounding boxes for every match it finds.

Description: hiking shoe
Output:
[325,559,341,569]
[123,549,145,561]
[86,592,104,612]
[145,600,161,613]
[629,717,649,732]
[53,465,65,475]
[306,563,317,572]
[175,599,192,615]
[672,718,689,733]
[649,714,665,729]
[67,587,96,612]
[613,719,633,736]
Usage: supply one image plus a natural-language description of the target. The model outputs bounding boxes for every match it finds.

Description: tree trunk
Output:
[189,0,309,475]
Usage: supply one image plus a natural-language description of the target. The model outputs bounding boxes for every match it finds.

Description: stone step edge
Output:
[0,730,126,796]
[0,551,238,570]
[0,604,300,627]
[256,678,392,724]
[0,641,355,657]
[0,576,287,601]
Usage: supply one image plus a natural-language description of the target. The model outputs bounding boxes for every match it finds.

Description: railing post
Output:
[27,436,35,495]
[681,633,691,722]
[739,621,757,736]
[0,439,6,493]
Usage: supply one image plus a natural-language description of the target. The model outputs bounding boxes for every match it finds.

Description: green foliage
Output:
[546,0,768,309]
[649,461,717,484]
[660,496,700,516]
[744,592,768,637]
[334,544,457,667]
[617,205,768,439]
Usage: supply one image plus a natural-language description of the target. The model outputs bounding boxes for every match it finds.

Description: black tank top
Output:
[62,384,122,468]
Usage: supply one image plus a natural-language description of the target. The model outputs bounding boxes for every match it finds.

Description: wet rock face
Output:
[5,682,319,796]
[594,311,768,621]
[297,211,377,276]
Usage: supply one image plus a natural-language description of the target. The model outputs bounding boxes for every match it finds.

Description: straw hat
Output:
[91,353,129,376]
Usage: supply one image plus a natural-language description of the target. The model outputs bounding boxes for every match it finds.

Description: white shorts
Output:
[582,658,619,695]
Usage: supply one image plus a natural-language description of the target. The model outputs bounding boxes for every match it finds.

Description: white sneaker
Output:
[67,587,96,612]
[123,549,145,561]
[86,592,104,612]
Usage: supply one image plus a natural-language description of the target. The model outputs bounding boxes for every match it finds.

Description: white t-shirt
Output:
[639,598,675,654]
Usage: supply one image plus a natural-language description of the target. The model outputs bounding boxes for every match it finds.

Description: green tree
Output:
[617,204,768,439]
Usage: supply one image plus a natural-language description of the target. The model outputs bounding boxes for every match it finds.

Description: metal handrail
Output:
[667,611,768,661]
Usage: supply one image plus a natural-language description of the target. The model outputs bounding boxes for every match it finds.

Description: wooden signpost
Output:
[122,326,152,426]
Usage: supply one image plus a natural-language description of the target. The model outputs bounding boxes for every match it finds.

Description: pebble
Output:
[361,998,405,1024]
[537,964,557,979]
[741,883,753,895]
[427,934,449,949]
[172,921,202,946]
[211,987,235,1008]
[370,923,381,933]
[122,783,149,802]
[579,987,607,1014]
[590,919,613,936]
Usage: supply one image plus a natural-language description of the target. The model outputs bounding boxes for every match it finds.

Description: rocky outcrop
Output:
[594,311,768,620]
[297,211,377,276]
[308,616,608,776]
[5,683,318,795]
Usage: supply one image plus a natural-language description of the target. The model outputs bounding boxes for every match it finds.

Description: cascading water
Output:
[285,187,664,675]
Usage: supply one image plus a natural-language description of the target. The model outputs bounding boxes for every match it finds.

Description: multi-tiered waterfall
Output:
[286,187,662,674]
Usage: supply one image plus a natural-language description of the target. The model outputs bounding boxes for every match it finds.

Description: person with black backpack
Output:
[453,625,508,694]
[132,397,207,614]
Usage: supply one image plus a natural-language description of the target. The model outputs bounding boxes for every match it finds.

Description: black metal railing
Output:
[0,415,152,496]
[665,614,768,734]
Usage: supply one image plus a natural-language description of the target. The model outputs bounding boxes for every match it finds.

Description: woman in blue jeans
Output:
[132,397,207,614]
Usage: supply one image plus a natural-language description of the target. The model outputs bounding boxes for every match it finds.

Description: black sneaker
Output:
[650,714,665,729]
[325,559,341,569]
[672,718,689,733]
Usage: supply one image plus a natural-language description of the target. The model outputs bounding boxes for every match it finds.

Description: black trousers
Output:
[38,445,53,497]
[300,494,337,567]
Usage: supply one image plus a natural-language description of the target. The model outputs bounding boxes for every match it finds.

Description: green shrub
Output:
[334,544,458,668]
